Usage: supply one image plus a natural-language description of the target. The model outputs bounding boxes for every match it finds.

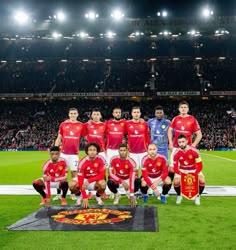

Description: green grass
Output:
[0,151,236,250]
[1,195,236,250]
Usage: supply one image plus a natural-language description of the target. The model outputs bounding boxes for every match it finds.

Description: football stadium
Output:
[0,0,236,249]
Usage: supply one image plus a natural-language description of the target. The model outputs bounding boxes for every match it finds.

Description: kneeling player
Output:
[32,146,68,206]
[108,144,139,207]
[69,143,106,208]
[173,134,205,205]
[141,144,171,203]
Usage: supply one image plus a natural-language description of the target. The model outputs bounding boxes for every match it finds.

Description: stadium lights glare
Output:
[14,10,29,25]
[52,32,62,39]
[162,11,168,17]
[105,31,116,38]
[111,9,124,20]
[187,30,201,36]
[159,31,172,36]
[215,29,229,36]
[157,11,168,17]
[54,11,66,22]
[202,8,213,17]
[77,32,89,38]
[85,11,99,19]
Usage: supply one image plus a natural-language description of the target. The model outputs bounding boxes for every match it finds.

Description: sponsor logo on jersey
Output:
[181,126,185,131]
[70,131,74,136]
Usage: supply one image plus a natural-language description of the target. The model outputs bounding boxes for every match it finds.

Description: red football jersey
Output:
[106,119,126,149]
[42,158,68,198]
[84,121,106,152]
[126,120,150,153]
[170,115,201,148]
[78,155,106,183]
[58,120,85,155]
[141,154,168,187]
[109,156,137,193]
[173,146,203,174]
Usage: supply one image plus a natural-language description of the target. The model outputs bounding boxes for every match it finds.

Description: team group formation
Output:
[33,101,206,208]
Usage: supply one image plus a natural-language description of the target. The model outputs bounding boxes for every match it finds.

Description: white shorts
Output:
[174,171,204,178]
[142,176,163,186]
[129,152,147,170]
[106,148,119,165]
[40,178,60,189]
[60,153,79,171]
[84,179,96,191]
[169,147,178,168]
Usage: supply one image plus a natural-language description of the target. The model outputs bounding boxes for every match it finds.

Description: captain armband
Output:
[195,157,202,163]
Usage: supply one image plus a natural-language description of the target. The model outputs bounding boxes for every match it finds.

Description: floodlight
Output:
[85,11,99,19]
[52,32,62,39]
[111,9,124,20]
[162,11,168,17]
[14,10,29,24]
[54,11,66,22]
[202,8,213,17]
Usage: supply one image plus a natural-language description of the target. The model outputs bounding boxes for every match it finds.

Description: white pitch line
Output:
[201,153,236,163]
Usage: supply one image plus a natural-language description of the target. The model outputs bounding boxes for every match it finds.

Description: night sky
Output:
[0,0,235,19]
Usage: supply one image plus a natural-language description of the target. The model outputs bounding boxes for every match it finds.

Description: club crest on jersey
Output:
[94,163,98,168]
[120,123,125,126]
[156,162,161,166]
[187,122,191,125]
[99,126,104,130]
[124,164,128,169]
[59,166,63,171]
[51,209,132,225]
[139,125,143,128]
[161,125,166,129]
[188,155,193,159]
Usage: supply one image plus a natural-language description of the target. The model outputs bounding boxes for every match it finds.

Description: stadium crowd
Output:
[0,99,235,150]
[1,59,236,93]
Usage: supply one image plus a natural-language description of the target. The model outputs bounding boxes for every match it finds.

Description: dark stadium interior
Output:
[0,0,235,150]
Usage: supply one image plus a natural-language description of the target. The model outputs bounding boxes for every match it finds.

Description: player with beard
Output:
[173,134,205,205]
[126,106,150,169]
[106,107,126,165]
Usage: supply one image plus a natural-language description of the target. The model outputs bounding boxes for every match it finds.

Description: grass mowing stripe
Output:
[201,153,236,163]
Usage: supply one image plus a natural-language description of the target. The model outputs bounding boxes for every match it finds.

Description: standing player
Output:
[107,144,139,207]
[173,134,205,205]
[106,107,126,164]
[168,101,202,179]
[69,143,106,208]
[148,105,170,159]
[83,108,107,160]
[126,106,150,169]
[32,146,68,206]
[141,144,171,203]
[55,108,85,200]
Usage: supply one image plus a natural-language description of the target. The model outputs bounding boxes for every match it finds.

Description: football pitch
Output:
[0,151,236,250]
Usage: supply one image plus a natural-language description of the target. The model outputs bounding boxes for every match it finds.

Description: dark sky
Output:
[0,0,235,18]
